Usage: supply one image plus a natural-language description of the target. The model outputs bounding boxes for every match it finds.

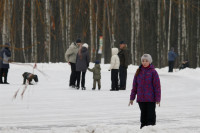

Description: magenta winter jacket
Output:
[130,65,161,102]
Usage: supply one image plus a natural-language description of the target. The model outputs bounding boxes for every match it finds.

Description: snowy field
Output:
[0,63,200,133]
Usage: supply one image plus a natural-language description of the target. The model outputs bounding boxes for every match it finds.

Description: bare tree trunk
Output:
[111,0,116,48]
[131,0,134,65]
[181,0,186,61]
[60,0,65,51]
[65,0,68,48]
[134,0,140,65]
[102,0,106,62]
[45,0,51,62]
[3,0,7,45]
[22,0,27,62]
[90,0,94,61]
[68,0,71,46]
[95,0,99,60]
[157,0,161,68]
[178,0,181,63]
[197,0,200,67]
[31,0,34,62]
[167,0,172,51]
[106,0,112,49]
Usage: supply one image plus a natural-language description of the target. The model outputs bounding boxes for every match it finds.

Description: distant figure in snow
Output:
[76,43,90,90]
[129,54,161,129]
[22,72,38,85]
[168,47,177,72]
[109,48,120,91]
[65,39,82,88]
[88,60,101,90]
[179,60,189,70]
[0,43,11,84]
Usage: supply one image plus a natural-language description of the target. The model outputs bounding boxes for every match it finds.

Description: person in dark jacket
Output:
[88,60,101,90]
[76,43,90,90]
[129,54,161,129]
[65,39,82,88]
[118,41,130,90]
[22,72,38,85]
[168,47,177,72]
[0,43,11,84]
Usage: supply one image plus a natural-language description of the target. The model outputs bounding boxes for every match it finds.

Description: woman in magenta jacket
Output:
[129,54,161,129]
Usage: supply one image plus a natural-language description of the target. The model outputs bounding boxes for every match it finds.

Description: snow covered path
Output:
[0,63,200,133]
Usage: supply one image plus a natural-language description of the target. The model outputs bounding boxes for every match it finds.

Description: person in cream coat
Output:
[109,48,120,91]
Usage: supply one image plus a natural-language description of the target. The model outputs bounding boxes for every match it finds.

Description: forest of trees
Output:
[0,0,200,68]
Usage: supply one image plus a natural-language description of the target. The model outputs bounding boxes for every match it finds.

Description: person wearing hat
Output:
[118,41,130,90]
[88,60,101,90]
[76,43,90,90]
[168,47,177,72]
[0,43,12,84]
[65,39,82,88]
[129,54,161,129]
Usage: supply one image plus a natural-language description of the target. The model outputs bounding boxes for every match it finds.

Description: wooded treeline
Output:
[0,0,200,68]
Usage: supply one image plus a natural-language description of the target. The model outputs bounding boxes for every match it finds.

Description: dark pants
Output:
[76,71,86,88]
[168,61,174,72]
[93,79,101,89]
[111,69,119,90]
[138,102,156,129]
[119,66,127,90]
[69,63,76,86]
[0,68,8,83]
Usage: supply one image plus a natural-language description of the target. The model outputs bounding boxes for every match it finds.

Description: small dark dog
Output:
[22,72,38,85]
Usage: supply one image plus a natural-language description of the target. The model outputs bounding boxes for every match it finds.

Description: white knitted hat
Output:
[141,54,152,64]
[82,43,89,49]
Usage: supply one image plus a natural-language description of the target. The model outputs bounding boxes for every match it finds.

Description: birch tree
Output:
[181,0,186,61]
[197,0,200,67]
[157,0,161,68]
[45,0,51,62]
[134,0,140,65]
[60,0,65,50]
[22,0,27,62]
[65,0,69,48]
[167,0,172,51]
[131,0,134,64]
[90,0,94,61]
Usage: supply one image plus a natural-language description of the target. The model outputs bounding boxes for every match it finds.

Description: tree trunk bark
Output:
[60,0,65,51]
[178,0,181,63]
[181,0,186,61]
[197,0,200,67]
[45,0,51,62]
[22,0,27,62]
[102,0,106,63]
[134,0,140,65]
[90,0,94,61]
[65,0,69,48]
[131,0,134,65]
[167,0,172,51]
[157,0,161,68]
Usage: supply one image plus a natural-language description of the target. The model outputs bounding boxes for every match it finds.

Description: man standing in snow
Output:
[65,39,82,88]
[168,47,177,72]
[0,43,11,84]
[118,41,130,90]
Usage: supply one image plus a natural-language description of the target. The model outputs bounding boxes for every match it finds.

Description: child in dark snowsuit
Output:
[88,61,101,90]
[129,54,161,129]
[22,72,38,85]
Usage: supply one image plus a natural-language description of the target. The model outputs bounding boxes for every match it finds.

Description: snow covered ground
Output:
[0,63,200,133]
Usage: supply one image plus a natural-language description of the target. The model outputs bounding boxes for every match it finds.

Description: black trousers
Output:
[138,102,156,128]
[168,61,174,72]
[0,68,8,83]
[111,69,119,90]
[69,63,76,86]
[76,71,86,88]
[119,66,127,89]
